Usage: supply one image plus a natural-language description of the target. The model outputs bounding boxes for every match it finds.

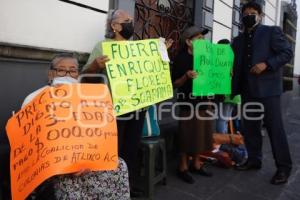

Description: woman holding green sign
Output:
[82,9,173,197]
[172,26,213,184]
[81,9,146,197]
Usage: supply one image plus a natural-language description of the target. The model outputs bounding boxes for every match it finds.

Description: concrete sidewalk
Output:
[152,82,300,200]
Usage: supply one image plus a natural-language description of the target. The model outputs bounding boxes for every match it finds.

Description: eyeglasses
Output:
[53,68,79,78]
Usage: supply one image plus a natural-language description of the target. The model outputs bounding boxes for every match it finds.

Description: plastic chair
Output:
[139,137,167,199]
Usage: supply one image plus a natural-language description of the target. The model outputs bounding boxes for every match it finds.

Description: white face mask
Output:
[52,76,78,85]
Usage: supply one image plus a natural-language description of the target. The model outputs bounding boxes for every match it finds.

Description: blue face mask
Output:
[52,76,78,85]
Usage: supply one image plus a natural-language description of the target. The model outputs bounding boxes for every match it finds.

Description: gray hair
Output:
[50,53,79,69]
[105,9,120,39]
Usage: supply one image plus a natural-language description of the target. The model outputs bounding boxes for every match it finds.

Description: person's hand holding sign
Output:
[95,55,110,70]
[86,55,110,73]
[173,70,198,88]
[165,39,174,49]
[250,62,267,75]
[185,70,198,79]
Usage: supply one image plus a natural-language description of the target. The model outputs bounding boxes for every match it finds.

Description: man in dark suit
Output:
[231,2,293,185]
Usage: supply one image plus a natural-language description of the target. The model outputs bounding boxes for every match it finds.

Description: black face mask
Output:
[242,14,257,28]
[119,22,134,39]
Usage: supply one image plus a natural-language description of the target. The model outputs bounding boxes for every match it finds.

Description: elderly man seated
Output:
[22,53,130,200]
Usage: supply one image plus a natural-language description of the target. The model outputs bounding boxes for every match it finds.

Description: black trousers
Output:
[117,110,146,184]
[242,95,292,173]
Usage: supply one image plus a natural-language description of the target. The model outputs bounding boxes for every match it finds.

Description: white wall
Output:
[276,0,282,25]
[71,0,109,10]
[212,22,232,42]
[212,0,233,43]
[0,0,109,53]
[264,16,276,25]
[264,0,277,25]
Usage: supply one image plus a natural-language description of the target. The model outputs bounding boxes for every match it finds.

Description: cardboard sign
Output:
[192,40,234,96]
[6,84,118,200]
[102,39,173,116]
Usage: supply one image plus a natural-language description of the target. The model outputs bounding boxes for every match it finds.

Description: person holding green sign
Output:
[81,9,145,197]
[172,26,213,184]
[82,9,173,197]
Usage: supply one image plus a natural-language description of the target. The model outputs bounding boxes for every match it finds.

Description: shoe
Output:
[130,188,143,198]
[235,162,261,171]
[191,165,213,177]
[270,170,290,185]
[177,170,195,184]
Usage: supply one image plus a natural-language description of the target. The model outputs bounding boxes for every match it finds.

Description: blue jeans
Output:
[216,103,234,133]
[233,118,241,132]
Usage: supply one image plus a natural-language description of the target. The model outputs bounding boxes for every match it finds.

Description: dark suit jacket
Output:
[231,24,293,98]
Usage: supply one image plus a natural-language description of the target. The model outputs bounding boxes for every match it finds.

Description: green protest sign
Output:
[192,40,234,96]
[102,39,173,116]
